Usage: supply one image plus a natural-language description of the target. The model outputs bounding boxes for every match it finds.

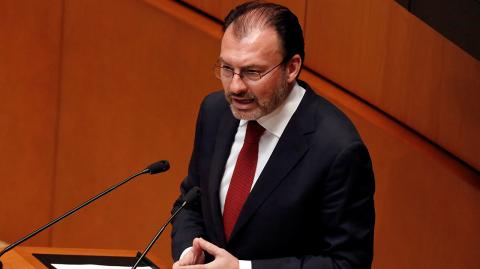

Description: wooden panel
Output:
[0,0,62,245]
[50,1,479,268]
[301,71,480,269]
[182,0,306,29]
[3,247,166,269]
[1,249,37,269]
[304,0,480,170]
[1,1,473,269]
[49,0,221,265]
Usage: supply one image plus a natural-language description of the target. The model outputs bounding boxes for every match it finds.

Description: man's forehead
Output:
[231,28,263,45]
[221,26,281,54]
[223,23,276,42]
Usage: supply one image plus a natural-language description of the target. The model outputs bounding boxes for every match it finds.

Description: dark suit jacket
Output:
[171,81,375,269]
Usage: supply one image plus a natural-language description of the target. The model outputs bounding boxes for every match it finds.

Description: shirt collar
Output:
[239,82,306,138]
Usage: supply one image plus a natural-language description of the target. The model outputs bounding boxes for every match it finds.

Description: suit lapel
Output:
[207,109,238,247]
[229,87,317,242]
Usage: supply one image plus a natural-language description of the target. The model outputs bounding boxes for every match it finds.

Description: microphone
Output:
[131,186,201,269]
[145,160,170,174]
[0,160,170,268]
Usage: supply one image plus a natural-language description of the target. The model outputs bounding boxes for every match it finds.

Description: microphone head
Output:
[184,187,201,203]
[145,160,170,174]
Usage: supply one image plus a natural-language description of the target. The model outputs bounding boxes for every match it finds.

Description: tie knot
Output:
[244,121,265,144]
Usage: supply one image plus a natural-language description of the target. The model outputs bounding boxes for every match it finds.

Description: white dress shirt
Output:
[219,82,306,212]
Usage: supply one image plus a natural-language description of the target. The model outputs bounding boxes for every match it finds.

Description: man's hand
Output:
[173,238,239,269]
[173,237,205,267]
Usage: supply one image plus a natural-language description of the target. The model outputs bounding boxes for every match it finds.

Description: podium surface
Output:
[1,246,166,268]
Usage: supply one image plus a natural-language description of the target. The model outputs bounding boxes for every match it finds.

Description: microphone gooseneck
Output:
[131,186,201,269]
[0,160,170,263]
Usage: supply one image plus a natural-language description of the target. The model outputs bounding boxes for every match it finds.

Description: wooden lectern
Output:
[1,247,166,268]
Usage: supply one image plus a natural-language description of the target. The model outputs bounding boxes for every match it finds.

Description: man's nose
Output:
[228,73,248,94]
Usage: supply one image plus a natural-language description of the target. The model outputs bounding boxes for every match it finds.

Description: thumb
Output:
[194,237,223,256]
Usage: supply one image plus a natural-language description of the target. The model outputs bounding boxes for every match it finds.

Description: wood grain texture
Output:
[3,246,166,269]
[301,71,480,269]
[0,0,62,246]
[49,0,221,265]
[304,0,480,170]
[1,249,38,269]
[1,1,478,269]
[181,0,306,29]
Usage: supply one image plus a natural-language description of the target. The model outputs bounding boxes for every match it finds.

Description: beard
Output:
[225,74,290,120]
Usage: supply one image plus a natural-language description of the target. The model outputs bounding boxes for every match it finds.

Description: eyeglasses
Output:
[214,61,284,82]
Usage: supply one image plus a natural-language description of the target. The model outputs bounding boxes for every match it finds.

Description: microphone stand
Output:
[131,187,201,269]
[131,200,186,269]
[0,160,169,268]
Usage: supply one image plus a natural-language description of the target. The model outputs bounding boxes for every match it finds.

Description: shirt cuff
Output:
[239,260,252,269]
[180,246,193,260]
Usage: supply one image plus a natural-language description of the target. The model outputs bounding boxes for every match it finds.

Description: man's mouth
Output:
[233,97,254,104]
[231,97,256,110]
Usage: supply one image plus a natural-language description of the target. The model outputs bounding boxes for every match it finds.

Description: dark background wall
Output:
[396,0,480,60]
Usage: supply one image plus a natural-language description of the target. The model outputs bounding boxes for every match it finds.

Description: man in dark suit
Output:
[171,2,375,269]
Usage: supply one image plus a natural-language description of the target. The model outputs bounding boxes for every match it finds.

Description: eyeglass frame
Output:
[213,58,287,83]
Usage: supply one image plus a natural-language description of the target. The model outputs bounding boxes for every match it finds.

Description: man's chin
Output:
[230,105,263,121]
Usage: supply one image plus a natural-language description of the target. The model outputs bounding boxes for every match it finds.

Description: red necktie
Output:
[223,121,265,240]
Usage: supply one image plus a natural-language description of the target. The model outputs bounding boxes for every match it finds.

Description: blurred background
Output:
[0,0,478,268]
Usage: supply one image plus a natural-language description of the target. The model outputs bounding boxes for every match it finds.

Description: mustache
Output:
[225,91,256,100]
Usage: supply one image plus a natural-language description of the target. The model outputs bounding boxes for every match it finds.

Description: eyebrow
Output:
[217,58,266,70]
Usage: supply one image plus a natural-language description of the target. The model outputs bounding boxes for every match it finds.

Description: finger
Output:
[177,257,188,266]
[192,237,201,248]
[192,239,203,254]
[177,251,194,266]
[190,239,206,263]
[174,265,205,269]
[195,237,223,256]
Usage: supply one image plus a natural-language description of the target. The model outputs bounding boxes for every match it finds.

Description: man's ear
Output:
[286,54,302,83]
